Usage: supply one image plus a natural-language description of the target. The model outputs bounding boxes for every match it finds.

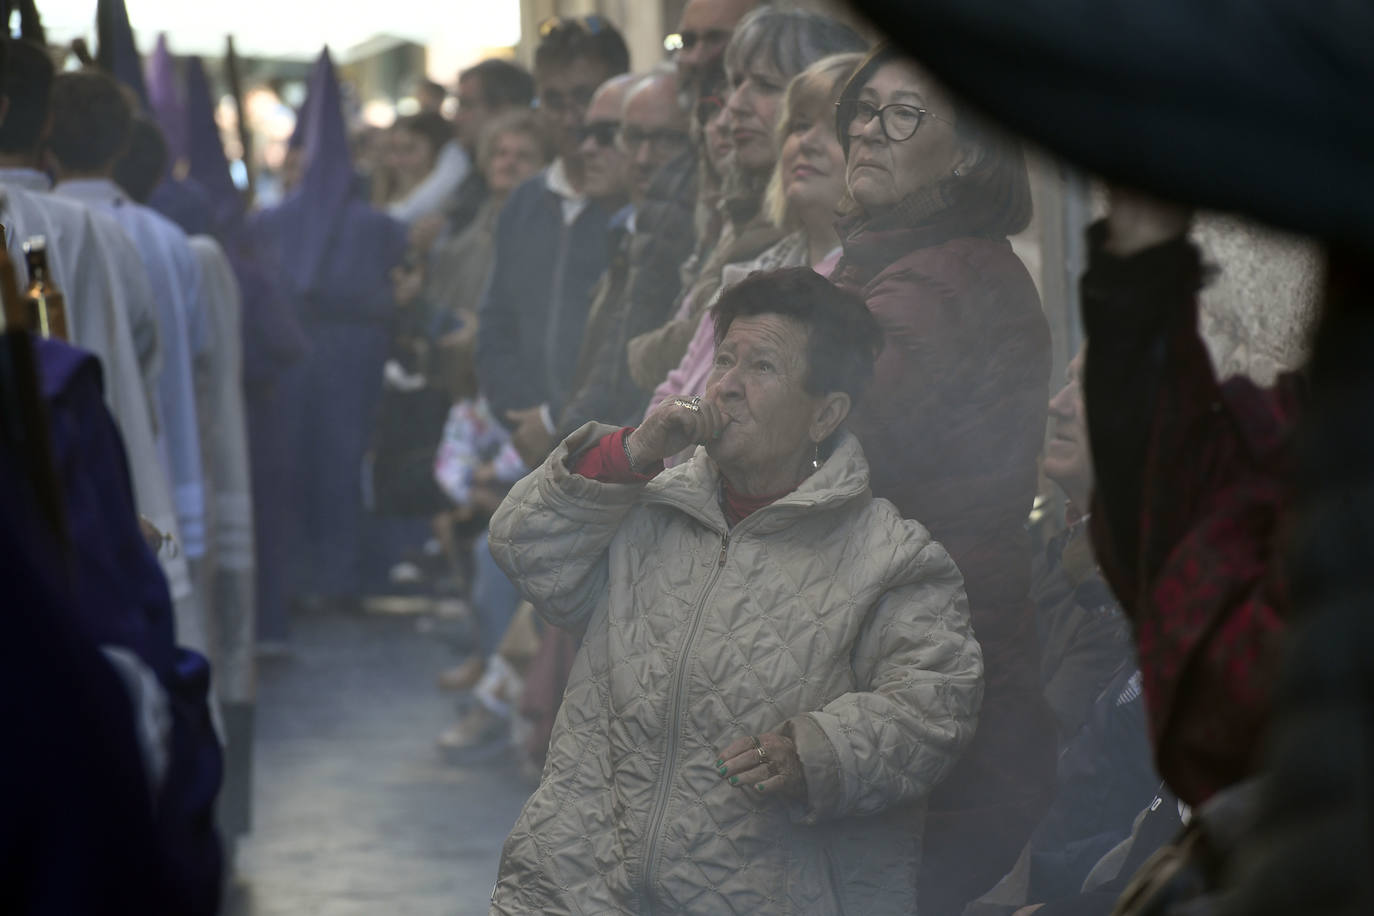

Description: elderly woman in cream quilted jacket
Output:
[487,267,983,915]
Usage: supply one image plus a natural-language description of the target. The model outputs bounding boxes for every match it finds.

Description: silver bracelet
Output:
[623,431,651,476]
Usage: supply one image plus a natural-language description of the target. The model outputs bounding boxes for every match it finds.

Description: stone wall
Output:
[1191,214,1321,384]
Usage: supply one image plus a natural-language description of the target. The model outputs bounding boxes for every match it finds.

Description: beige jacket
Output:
[488,423,983,915]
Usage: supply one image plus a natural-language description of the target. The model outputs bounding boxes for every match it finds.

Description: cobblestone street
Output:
[224,608,531,916]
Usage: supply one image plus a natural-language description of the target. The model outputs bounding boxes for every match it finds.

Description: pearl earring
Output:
[952,166,963,178]
[811,444,822,471]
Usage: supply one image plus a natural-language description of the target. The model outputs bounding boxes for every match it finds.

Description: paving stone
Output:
[224,610,530,915]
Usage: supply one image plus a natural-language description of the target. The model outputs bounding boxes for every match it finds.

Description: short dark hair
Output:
[48,70,133,173]
[112,115,168,203]
[393,111,452,156]
[836,44,1032,236]
[711,267,883,404]
[533,16,630,80]
[460,58,535,110]
[0,40,52,155]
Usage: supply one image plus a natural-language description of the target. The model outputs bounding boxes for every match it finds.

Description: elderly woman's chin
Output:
[847,173,891,212]
[703,426,740,464]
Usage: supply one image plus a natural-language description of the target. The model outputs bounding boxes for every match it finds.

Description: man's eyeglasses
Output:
[577,120,621,148]
[694,95,724,128]
[619,126,691,155]
[663,28,732,54]
[837,99,943,143]
[535,84,598,114]
[539,14,606,38]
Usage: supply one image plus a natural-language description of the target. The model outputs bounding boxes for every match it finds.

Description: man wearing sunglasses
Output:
[476,16,630,466]
[557,68,691,440]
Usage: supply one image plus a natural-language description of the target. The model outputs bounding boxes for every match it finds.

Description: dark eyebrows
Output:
[888,89,926,106]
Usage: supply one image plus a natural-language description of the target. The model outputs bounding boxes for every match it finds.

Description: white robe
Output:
[188,235,256,705]
[0,172,197,611]
[56,179,211,566]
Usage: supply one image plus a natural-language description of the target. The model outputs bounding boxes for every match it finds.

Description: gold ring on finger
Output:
[672,397,701,413]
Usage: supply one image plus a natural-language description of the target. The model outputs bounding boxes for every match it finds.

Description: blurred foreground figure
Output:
[0,325,222,911]
[488,269,982,914]
[1082,195,1295,807]
[0,39,192,608]
[842,0,1374,911]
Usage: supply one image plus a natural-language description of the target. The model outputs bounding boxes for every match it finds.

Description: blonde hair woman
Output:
[648,52,864,423]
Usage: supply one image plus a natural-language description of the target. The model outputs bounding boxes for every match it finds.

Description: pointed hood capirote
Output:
[184,56,242,229]
[251,46,406,316]
[279,47,361,298]
[96,0,147,107]
[146,34,186,164]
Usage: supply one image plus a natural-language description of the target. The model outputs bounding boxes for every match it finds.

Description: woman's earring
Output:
[811,444,822,471]
[952,166,963,178]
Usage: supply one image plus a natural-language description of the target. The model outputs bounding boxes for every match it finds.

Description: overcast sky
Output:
[35,0,522,63]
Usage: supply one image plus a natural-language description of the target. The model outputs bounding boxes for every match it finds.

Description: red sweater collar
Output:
[721,478,796,527]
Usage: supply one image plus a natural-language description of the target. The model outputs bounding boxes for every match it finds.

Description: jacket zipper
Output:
[640,528,730,912]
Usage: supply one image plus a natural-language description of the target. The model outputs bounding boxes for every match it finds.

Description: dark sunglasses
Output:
[577,120,621,148]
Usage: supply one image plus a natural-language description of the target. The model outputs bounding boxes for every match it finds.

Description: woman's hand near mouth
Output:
[628,394,729,466]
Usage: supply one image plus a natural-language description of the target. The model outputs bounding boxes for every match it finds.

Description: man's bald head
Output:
[579,73,639,203]
[621,69,690,201]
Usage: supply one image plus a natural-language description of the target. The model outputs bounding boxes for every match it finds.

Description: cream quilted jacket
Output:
[488,423,984,915]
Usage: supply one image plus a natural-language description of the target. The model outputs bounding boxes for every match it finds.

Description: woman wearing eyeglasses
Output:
[830,44,1057,916]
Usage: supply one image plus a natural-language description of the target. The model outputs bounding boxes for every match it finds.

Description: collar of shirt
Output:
[54,178,128,208]
[0,167,53,192]
[545,158,588,227]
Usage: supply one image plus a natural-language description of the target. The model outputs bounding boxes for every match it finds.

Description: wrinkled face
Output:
[705,314,823,481]
[578,81,631,202]
[780,98,847,226]
[1044,349,1093,497]
[485,130,544,196]
[391,127,436,187]
[675,0,756,96]
[724,57,785,173]
[620,79,691,202]
[845,61,962,214]
[453,74,489,152]
[536,56,617,164]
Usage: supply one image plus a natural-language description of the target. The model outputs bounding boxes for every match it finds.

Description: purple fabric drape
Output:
[185,56,242,230]
[146,34,186,163]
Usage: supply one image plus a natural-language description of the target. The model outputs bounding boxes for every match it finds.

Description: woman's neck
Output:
[799,207,841,266]
[720,452,812,501]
